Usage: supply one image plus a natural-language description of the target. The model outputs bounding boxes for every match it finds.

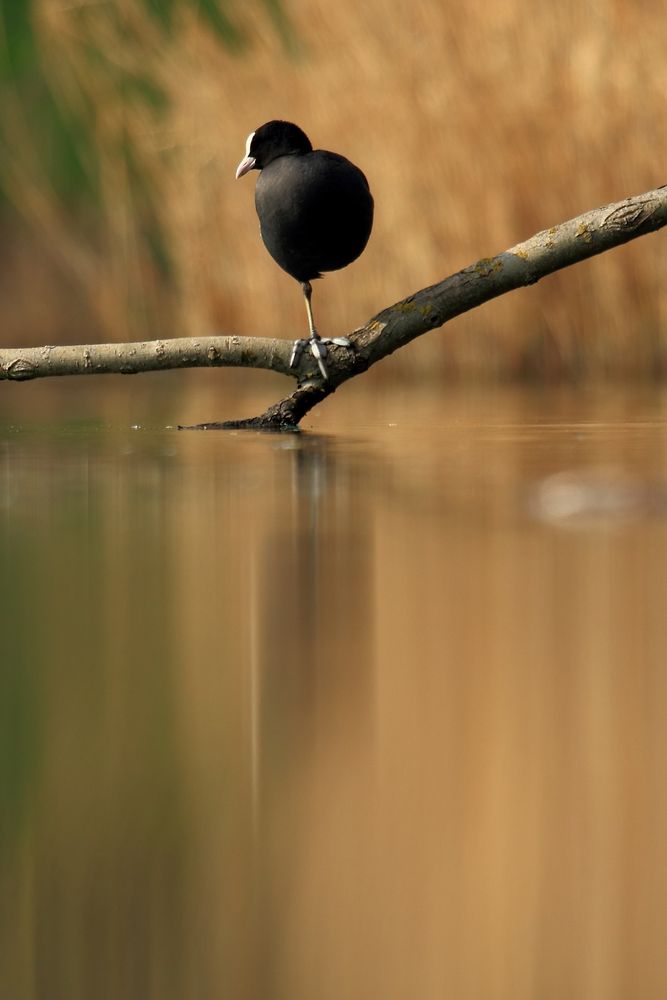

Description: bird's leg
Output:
[301,280,329,379]
[289,280,352,380]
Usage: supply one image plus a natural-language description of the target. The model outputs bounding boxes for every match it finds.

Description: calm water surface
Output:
[2,384,667,999]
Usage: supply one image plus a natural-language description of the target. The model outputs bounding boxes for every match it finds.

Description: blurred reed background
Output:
[1,0,667,380]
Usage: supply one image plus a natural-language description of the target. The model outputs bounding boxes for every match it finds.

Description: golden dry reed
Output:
[6,0,667,379]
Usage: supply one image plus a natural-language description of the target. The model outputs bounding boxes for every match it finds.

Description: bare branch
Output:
[353,183,667,373]
[3,184,666,429]
[0,335,293,382]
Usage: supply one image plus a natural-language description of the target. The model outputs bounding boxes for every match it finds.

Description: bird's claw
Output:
[289,338,308,368]
[289,335,353,381]
[309,337,329,379]
[289,336,328,378]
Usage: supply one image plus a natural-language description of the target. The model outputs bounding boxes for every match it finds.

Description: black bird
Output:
[235,120,374,379]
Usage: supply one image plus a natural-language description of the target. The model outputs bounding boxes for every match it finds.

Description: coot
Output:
[236,121,373,379]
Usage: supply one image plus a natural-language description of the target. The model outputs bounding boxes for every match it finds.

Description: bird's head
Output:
[235,121,313,178]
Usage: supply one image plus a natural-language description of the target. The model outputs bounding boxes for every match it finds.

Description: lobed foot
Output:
[289,336,353,380]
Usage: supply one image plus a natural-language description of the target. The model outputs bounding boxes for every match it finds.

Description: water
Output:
[2,384,667,999]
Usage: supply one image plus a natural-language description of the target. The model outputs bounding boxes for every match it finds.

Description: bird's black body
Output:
[236,120,373,378]
[255,148,373,282]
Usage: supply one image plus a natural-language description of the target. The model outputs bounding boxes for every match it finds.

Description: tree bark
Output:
[2,184,666,430]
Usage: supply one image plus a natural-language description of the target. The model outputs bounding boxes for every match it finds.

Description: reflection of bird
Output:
[236,120,374,380]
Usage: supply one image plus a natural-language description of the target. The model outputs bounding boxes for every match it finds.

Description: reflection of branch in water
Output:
[245,434,377,993]
[249,435,376,778]
[259,435,375,729]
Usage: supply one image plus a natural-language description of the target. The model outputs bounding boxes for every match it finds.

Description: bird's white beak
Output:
[235,156,256,179]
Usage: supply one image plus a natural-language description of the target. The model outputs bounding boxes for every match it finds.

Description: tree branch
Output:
[3,184,666,430]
